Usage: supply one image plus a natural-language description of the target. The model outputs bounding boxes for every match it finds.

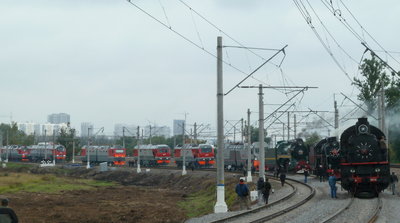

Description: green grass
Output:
[0,173,116,194]
[2,162,33,169]
[178,180,239,218]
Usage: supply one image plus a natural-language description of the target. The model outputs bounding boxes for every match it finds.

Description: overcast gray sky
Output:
[1,0,399,137]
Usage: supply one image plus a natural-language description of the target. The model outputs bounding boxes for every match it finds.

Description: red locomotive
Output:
[1,143,67,162]
[174,144,215,168]
[132,144,172,166]
[80,145,126,166]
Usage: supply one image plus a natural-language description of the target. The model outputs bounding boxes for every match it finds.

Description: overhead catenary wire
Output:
[305,0,359,64]
[158,0,172,28]
[292,0,353,82]
[125,0,274,89]
[338,0,400,67]
[177,0,283,65]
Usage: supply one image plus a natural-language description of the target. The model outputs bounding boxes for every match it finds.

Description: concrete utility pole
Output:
[246,109,252,182]
[52,130,55,165]
[44,129,47,160]
[241,118,244,144]
[5,131,9,163]
[282,123,285,142]
[194,122,197,145]
[136,126,141,173]
[122,127,125,148]
[72,139,75,163]
[86,127,91,169]
[182,115,187,176]
[294,114,297,139]
[287,112,290,141]
[214,36,227,213]
[149,125,152,145]
[233,126,236,143]
[334,99,339,138]
[258,84,265,179]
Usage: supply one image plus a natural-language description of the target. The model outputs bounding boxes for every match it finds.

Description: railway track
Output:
[210,177,315,223]
[319,196,381,223]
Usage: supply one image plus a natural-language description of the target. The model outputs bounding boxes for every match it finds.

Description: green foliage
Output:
[251,126,269,143]
[353,53,390,112]
[0,122,32,146]
[56,124,80,161]
[353,52,400,161]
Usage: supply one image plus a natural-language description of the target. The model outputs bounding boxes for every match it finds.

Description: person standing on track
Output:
[390,172,399,195]
[235,179,250,210]
[0,198,18,223]
[256,177,265,205]
[328,173,337,198]
[304,168,309,183]
[280,173,286,187]
[263,178,272,205]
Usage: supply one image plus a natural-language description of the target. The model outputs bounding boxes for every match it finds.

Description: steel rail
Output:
[210,176,315,223]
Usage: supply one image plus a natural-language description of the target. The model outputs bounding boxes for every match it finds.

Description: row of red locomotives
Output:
[0,143,66,162]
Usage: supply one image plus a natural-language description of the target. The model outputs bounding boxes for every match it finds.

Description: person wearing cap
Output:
[235,179,250,210]
[0,198,18,223]
[263,178,272,205]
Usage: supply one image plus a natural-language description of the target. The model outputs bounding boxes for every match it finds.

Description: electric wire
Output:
[189,8,204,49]
[293,0,353,82]
[177,0,284,66]
[177,0,301,95]
[306,0,359,64]
[158,0,172,28]
[339,0,400,66]
[320,0,366,43]
[125,0,272,92]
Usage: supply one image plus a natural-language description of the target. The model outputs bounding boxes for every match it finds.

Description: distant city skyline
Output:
[2,1,398,144]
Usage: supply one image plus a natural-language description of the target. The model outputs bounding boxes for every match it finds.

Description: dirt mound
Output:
[1,165,237,223]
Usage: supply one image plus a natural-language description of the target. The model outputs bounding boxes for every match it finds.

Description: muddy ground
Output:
[0,166,240,223]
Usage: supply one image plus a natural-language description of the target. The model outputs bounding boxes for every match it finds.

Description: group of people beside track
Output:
[235,176,274,211]
[235,170,399,211]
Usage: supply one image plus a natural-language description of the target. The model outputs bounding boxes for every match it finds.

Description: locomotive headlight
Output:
[375,168,381,173]
[358,124,369,134]
[350,169,356,173]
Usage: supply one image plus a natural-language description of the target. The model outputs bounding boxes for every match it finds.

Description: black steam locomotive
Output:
[313,137,341,177]
[340,117,390,197]
[290,138,311,171]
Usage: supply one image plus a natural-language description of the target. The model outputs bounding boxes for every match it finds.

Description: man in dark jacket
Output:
[256,177,265,205]
[0,198,18,223]
[304,168,309,183]
[390,172,399,195]
[280,173,286,187]
[235,179,250,210]
[263,178,272,205]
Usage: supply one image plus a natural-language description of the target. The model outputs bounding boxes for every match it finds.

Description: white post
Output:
[86,128,91,169]
[214,36,227,213]
[259,84,265,179]
[53,130,56,165]
[137,126,141,173]
[182,120,187,176]
[44,129,47,160]
[247,109,252,182]
[72,140,75,164]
